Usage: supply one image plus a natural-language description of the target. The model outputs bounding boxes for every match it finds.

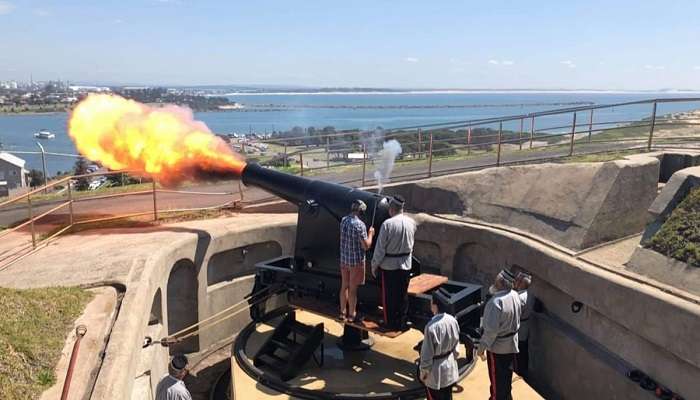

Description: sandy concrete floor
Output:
[231,310,541,399]
[578,234,642,268]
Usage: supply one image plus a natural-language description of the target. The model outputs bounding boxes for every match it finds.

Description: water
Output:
[1,92,698,176]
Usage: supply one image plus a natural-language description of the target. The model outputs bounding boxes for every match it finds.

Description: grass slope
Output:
[0,287,93,400]
[648,187,700,267]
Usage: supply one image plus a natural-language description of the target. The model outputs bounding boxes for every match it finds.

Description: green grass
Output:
[560,149,646,164]
[0,287,93,400]
[647,187,700,267]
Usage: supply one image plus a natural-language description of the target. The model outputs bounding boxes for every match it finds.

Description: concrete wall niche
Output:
[167,259,199,355]
[453,242,501,286]
[207,241,282,286]
[414,240,441,275]
[149,288,162,326]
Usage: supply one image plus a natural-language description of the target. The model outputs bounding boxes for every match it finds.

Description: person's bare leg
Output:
[348,283,358,320]
[339,276,349,319]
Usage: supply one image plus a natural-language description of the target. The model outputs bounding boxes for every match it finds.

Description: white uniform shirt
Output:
[518,289,534,341]
[371,213,416,272]
[419,313,461,390]
[155,375,192,400]
[478,289,521,354]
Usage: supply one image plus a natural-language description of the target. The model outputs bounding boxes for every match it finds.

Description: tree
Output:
[73,157,90,191]
[28,169,45,187]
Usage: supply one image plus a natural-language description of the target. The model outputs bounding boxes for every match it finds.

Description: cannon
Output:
[242,163,482,338]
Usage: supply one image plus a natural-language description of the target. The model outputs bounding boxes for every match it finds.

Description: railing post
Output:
[569,112,577,156]
[283,142,288,167]
[427,132,434,178]
[588,109,594,142]
[67,181,74,226]
[496,122,503,166]
[518,118,524,150]
[361,144,367,186]
[648,101,657,150]
[27,196,36,248]
[529,116,535,149]
[152,180,158,221]
[300,153,304,176]
[326,136,330,169]
[36,142,48,193]
[467,125,472,155]
[238,180,244,202]
[417,129,422,159]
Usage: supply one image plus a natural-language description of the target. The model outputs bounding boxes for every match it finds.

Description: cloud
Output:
[560,60,576,68]
[33,8,50,16]
[693,66,700,71]
[404,57,419,63]
[488,59,514,66]
[114,18,124,24]
[0,1,15,15]
[644,64,665,70]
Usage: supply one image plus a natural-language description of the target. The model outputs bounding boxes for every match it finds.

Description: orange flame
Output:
[68,94,245,186]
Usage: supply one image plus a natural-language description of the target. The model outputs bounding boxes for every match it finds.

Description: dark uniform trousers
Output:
[487,351,514,400]
[379,268,410,330]
[426,384,453,400]
[513,340,529,380]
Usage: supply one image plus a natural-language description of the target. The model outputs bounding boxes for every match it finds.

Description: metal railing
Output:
[1,97,699,269]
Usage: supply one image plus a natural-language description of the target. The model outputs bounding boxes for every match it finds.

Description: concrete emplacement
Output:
[3,149,700,400]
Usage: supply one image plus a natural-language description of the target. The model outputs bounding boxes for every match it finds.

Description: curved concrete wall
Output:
[88,215,297,400]
[412,214,700,400]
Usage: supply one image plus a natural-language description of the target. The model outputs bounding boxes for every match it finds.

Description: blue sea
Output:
[1,91,698,176]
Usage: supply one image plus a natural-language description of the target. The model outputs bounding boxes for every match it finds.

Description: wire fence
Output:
[1,97,699,269]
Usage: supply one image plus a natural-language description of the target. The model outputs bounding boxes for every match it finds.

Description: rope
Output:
[155,286,284,346]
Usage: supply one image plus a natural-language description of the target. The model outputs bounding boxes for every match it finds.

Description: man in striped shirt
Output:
[339,199,375,322]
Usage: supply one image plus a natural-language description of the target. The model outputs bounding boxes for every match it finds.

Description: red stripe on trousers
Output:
[381,270,388,323]
[488,351,497,400]
[426,387,434,400]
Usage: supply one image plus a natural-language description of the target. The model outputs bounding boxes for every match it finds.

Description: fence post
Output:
[152,180,158,221]
[648,101,657,150]
[326,136,330,169]
[417,129,422,159]
[284,143,288,167]
[518,118,524,150]
[300,153,304,176]
[588,109,594,142]
[361,144,367,186]
[67,182,74,226]
[529,116,535,149]
[36,142,48,193]
[467,125,472,155]
[26,196,36,247]
[427,132,434,178]
[238,180,244,202]
[569,112,577,156]
[496,122,503,166]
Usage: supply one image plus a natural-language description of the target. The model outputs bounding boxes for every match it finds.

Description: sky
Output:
[0,0,699,89]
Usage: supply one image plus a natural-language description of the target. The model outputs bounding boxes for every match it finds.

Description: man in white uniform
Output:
[513,268,533,380]
[419,293,461,400]
[477,269,521,400]
[155,354,193,400]
[371,195,416,331]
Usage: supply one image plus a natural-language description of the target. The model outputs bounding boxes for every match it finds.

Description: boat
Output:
[34,129,55,139]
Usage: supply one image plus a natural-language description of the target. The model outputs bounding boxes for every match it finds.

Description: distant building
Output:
[0,152,29,192]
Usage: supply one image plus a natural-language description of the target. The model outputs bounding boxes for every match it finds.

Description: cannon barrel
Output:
[241,162,384,223]
[241,162,394,273]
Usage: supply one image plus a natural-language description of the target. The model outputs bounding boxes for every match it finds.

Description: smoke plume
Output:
[374,139,402,193]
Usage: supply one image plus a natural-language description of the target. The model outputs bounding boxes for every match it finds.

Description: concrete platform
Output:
[231,310,542,399]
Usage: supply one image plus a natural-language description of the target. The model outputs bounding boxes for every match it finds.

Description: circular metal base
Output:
[233,306,477,400]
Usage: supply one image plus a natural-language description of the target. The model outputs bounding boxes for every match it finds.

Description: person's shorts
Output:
[341,264,366,286]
